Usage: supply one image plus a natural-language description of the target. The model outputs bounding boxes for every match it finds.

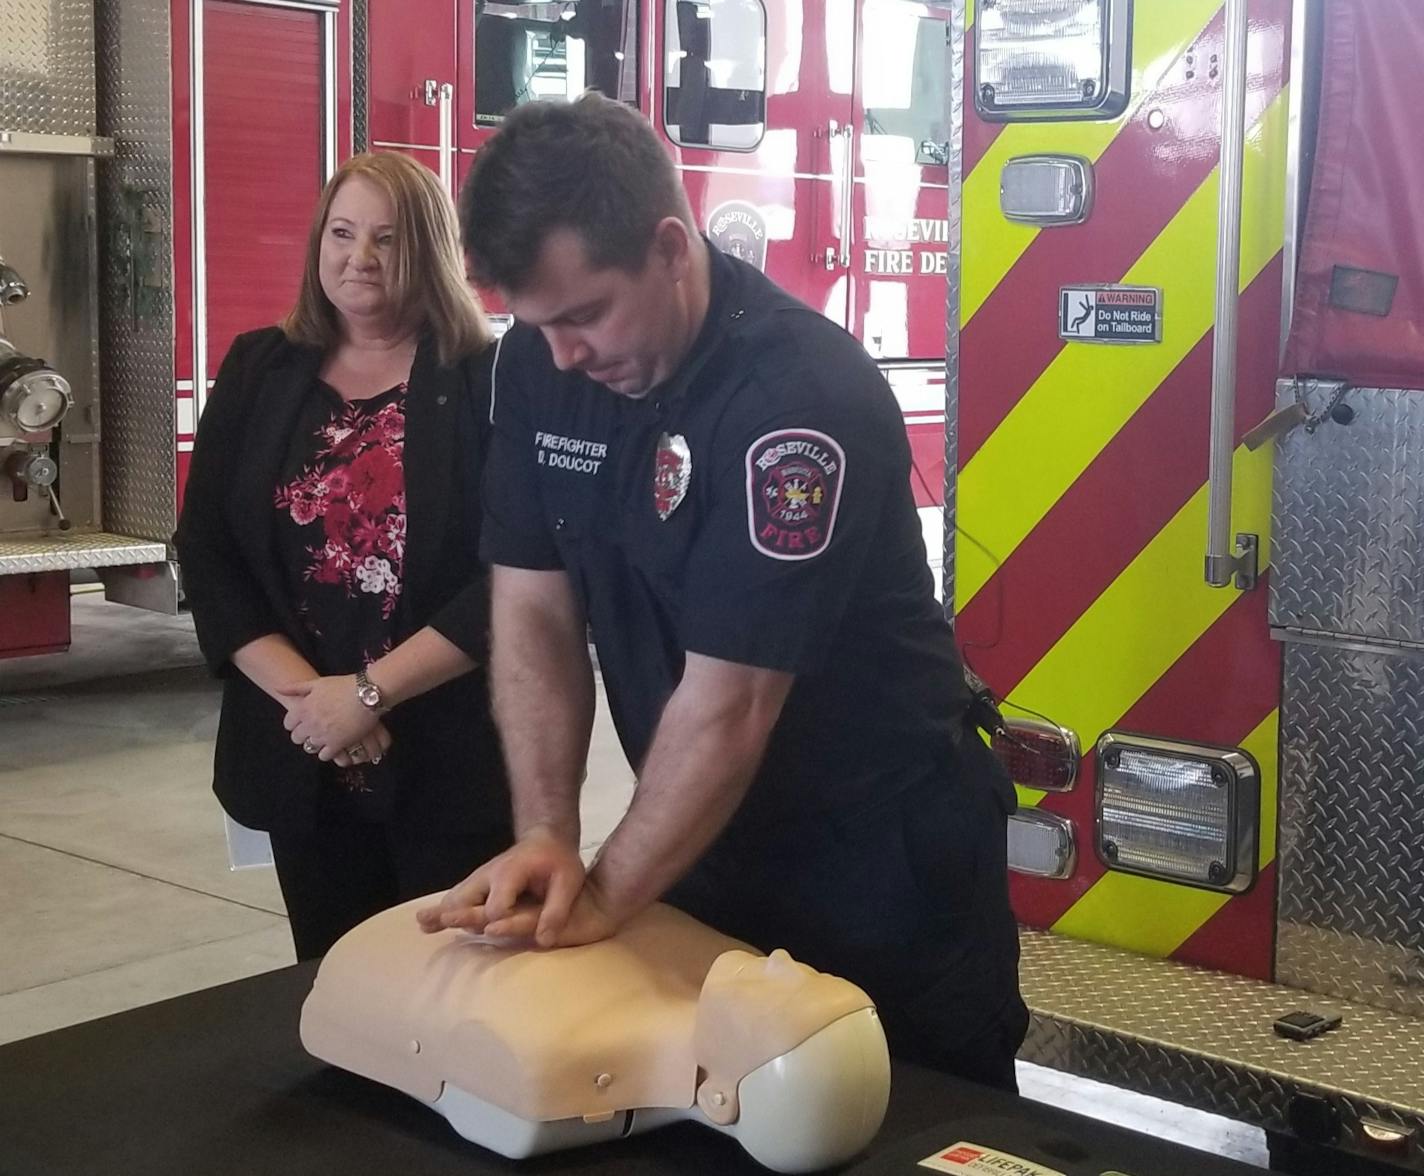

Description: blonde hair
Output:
[283,153,490,365]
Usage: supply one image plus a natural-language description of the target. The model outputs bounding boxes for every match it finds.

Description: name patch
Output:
[745,428,845,561]
[535,430,606,474]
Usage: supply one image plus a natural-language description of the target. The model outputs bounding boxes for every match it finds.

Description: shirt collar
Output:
[643,238,744,407]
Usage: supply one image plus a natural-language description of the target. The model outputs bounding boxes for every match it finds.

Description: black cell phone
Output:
[1273,1010,1343,1041]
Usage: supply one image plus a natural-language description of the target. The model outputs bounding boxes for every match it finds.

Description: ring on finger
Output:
[302,737,319,755]
[347,744,365,760]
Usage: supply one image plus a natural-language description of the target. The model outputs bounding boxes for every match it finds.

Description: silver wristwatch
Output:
[355,667,387,713]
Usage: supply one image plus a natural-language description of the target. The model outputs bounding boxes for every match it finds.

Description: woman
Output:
[176,153,510,961]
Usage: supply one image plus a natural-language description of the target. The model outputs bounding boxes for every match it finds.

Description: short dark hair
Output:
[459,92,693,292]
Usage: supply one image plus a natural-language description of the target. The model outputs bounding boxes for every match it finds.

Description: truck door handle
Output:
[438,82,455,195]
[838,123,854,268]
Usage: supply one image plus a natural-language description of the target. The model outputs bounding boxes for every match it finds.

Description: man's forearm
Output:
[588,657,790,920]
[491,568,595,845]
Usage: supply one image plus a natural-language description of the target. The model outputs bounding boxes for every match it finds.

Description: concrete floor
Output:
[0,587,1268,1168]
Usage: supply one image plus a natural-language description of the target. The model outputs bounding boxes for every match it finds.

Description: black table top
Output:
[0,963,1261,1176]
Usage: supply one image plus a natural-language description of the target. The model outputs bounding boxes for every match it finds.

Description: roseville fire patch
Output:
[745,428,845,560]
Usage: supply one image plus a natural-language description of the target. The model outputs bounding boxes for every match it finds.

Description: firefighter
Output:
[417,94,1028,1090]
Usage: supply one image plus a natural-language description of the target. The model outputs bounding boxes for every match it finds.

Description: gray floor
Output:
[0,588,1267,1167]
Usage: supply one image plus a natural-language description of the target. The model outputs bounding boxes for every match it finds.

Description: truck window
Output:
[862,2,949,167]
[663,0,767,150]
[475,1,641,127]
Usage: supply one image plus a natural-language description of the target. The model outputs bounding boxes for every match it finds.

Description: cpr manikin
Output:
[300,901,891,1172]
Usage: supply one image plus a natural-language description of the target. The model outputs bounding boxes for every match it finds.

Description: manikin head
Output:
[693,949,892,1172]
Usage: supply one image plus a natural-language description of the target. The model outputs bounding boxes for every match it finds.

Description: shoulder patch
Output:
[745,428,845,561]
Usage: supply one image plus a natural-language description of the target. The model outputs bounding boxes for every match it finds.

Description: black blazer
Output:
[175,327,508,837]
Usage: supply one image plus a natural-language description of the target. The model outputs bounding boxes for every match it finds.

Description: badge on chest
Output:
[653,432,692,520]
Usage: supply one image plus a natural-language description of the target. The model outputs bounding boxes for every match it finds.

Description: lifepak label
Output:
[745,428,845,561]
[1058,285,1162,344]
[918,1142,1066,1176]
[535,431,607,474]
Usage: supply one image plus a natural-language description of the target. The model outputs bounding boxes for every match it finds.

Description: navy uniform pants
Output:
[665,733,1028,1092]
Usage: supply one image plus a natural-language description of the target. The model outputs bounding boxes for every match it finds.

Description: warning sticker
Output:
[1058,285,1162,344]
[918,1141,1067,1175]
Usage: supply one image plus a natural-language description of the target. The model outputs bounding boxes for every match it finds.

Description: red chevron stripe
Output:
[1010,580,1282,936]
[959,254,1284,695]
[1175,862,1277,980]
[958,0,1291,466]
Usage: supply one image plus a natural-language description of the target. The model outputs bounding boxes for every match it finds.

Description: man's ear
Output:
[649,216,694,279]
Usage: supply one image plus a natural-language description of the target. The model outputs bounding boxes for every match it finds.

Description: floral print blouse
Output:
[274,379,409,804]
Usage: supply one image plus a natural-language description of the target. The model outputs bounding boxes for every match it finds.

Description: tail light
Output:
[992,717,1080,793]
[1008,810,1077,879]
[974,0,1131,122]
[1095,733,1259,893]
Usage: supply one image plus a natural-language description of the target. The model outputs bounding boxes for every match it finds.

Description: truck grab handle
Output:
[1205,0,1258,589]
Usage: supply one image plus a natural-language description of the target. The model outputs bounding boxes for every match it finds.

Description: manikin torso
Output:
[300,900,891,1172]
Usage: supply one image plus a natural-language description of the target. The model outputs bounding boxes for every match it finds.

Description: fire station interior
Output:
[5,1,1424,1174]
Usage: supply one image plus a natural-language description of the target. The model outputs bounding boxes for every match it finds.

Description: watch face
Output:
[358,684,381,708]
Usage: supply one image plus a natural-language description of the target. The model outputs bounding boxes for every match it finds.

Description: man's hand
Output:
[279,675,384,762]
[415,828,593,947]
[431,879,621,949]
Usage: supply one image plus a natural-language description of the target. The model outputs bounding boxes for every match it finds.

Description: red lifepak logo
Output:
[917,1141,1066,1175]
[745,428,845,561]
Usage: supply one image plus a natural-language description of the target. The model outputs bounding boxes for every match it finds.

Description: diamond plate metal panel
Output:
[0,0,97,135]
[1271,381,1424,646]
[1276,640,1424,1019]
[352,0,368,152]
[0,531,165,574]
[942,0,964,617]
[95,0,176,544]
[1020,929,1424,1169]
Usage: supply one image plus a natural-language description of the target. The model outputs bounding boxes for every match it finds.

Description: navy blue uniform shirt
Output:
[481,246,992,829]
